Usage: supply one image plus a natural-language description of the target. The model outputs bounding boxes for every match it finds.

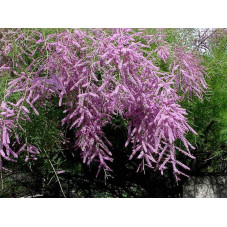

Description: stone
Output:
[183,175,227,198]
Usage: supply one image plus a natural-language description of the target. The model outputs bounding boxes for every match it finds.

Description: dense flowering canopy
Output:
[0,28,207,180]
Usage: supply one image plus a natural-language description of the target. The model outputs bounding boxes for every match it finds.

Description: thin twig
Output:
[43,148,66,198]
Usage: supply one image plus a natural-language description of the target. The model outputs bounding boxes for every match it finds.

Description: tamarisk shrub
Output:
[0,28,207,180]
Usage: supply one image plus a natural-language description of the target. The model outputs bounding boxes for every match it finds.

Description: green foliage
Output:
[180,32,227,174]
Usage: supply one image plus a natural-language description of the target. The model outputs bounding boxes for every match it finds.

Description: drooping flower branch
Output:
[0,28,207,180]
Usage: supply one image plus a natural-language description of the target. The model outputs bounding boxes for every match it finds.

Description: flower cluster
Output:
[0,28,207,180]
